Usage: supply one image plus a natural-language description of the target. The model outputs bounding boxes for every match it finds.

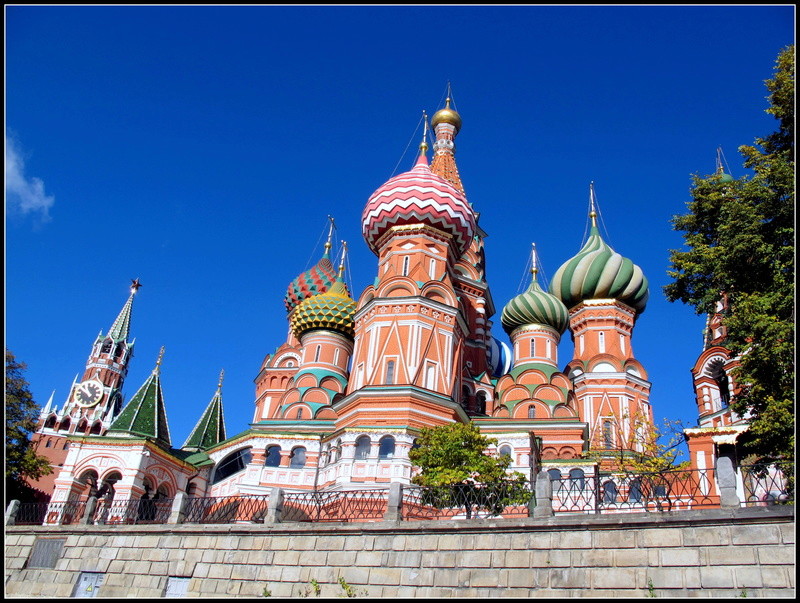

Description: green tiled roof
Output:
[183,371,227,451]
[107,347,171,447]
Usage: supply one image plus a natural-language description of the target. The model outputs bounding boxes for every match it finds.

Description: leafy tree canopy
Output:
[665,45,795,463]
[408,422,530,518]
[6,350,53,488]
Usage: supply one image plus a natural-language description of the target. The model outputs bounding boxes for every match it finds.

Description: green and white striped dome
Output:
[549,224,649,314]
[501,277,569,335]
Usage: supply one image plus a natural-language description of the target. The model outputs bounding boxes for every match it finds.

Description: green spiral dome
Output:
[549,225,649,314]
[290,278,357,339]
[501,277,569,335]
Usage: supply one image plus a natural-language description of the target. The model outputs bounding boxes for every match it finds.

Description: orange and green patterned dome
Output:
[284,250,337,314]
[290,278,357,339]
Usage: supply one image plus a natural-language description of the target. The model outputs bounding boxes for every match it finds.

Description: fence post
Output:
[168,492,187,524]
[264,487,284,524]
[383,482,403,523]
[533,470,554,517]
[81,496,98,525]
[5,500,20,526]
[715,455,740,508]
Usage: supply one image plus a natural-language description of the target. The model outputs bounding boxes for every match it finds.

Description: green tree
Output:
[6,349,52,501]
[408,422,529,518]
[665,46,795,463]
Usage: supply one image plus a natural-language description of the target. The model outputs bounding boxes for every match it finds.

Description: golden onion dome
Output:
[431,97,462,134]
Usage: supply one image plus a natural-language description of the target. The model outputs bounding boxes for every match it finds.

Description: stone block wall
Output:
[4,507,794,598]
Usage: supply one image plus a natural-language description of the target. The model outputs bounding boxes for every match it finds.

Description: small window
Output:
[529,339,536,357]
[429,258,436,279]
[603,420,614,449]
[598,331,605,353]
[527,406,536,419]
[354,435,371,460]
[289,447,306,468]
[402,256,410,276]
[547,469,562,482]
[476,391,487,415]
[265,445,282,467]
[314,345,321,363]
[386,360,395,385]
[296,407,303,420]
[628,480,642,503]
[378,436,395,460]
[63,441,70,450]
[499,445,512,458]
[45,439,53,448]
[569,468,585,490]
[602,481,618,503]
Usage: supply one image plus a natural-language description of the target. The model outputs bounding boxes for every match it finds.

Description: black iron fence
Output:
[740,462,793,507]
[10,464,794,526]
[550,468,719,514]
[183,495,270,524]
[402,482,531,520]
[282,489,388,522]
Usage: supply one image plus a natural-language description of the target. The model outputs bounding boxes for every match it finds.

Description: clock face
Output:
[74,380,104,408]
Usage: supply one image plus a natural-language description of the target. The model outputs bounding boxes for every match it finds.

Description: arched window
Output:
[289,447,306,468]
[45,439,52,448]
[354,435,371,460]
[101,339,112,354]
[603,420,614,449]
[547,469,562,485]
[295,407,304,420]
[499,445,512,458]
[707,359,730,408]
[602,481,618,503]
[386,360,395,385]
[476,391,487,415]
[264,445,282,467]
[44,415,57,430]
[527,405,536,419]
[90,421,103,435]
[212,448,252,484]
[402,256,410,276]
[60,417,71,433]
[569,468,585,490]
[529,339,536,357]
[461,385,471,410]
[378,436,395,460]
[334,439,342,462]
[598,331,605,353]
[314,345,321,363]
[627,479,642,503]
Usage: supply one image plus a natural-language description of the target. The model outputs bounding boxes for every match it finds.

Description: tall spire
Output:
[589,182,598,229]
[107,346,171,447]
[430,92,465,194]
[183,369,227,451]
[107,279,141,342]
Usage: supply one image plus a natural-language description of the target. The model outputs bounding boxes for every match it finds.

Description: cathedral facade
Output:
[29,98,691,510]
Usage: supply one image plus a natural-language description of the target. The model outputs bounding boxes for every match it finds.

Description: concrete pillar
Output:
[265,487,284,524]
[383,482,403,523]
[533,470,554,518]
[716,455,741,508]
[168,492,187,524]
[4,500,20,526]
[80,497,98,525]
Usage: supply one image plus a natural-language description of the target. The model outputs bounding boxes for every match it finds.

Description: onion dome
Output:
[362,146,476,256]
[284,248,336,314]
[290,271,357,339]
[501,247,569,335]
[431,96,462,134]
[487,335,512,378]
[549,195,649,314]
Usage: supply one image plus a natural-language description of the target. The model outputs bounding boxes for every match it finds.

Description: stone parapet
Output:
[4,506,794,598]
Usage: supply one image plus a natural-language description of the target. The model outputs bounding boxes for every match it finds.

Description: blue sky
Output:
[6,5,794,452]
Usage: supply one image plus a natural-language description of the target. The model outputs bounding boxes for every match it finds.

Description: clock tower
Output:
[28,280,141,500]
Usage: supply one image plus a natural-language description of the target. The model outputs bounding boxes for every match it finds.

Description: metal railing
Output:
[94,497,173,525]
[15,500,88,525]
[740,463,794,507]
[282,489,388,523]
[183,495,270,524]
[551,468,720,514]
[402,482,531,520]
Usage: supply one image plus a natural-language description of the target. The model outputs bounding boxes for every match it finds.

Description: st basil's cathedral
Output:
[25,97,743,507]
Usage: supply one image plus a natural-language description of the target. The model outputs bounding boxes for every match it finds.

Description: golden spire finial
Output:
[338,241,348,279]
[530,243,539,279]
[217,369,225,389]
[324,216,335,253]
[420,111,429,154]
[589,182,598,228]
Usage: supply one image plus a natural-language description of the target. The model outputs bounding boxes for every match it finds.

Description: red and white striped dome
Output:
[362,153,476,255]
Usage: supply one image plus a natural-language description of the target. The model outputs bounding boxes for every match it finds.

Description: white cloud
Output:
[5,135,55,220]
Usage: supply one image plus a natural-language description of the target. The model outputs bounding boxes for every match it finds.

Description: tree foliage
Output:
[665,46,795,463]
[408,422,529,517]
[6,350,52,489]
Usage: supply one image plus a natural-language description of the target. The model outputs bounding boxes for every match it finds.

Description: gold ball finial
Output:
[431,96,462,133]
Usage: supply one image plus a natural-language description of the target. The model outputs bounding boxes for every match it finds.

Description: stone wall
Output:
[4,506,794,598]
